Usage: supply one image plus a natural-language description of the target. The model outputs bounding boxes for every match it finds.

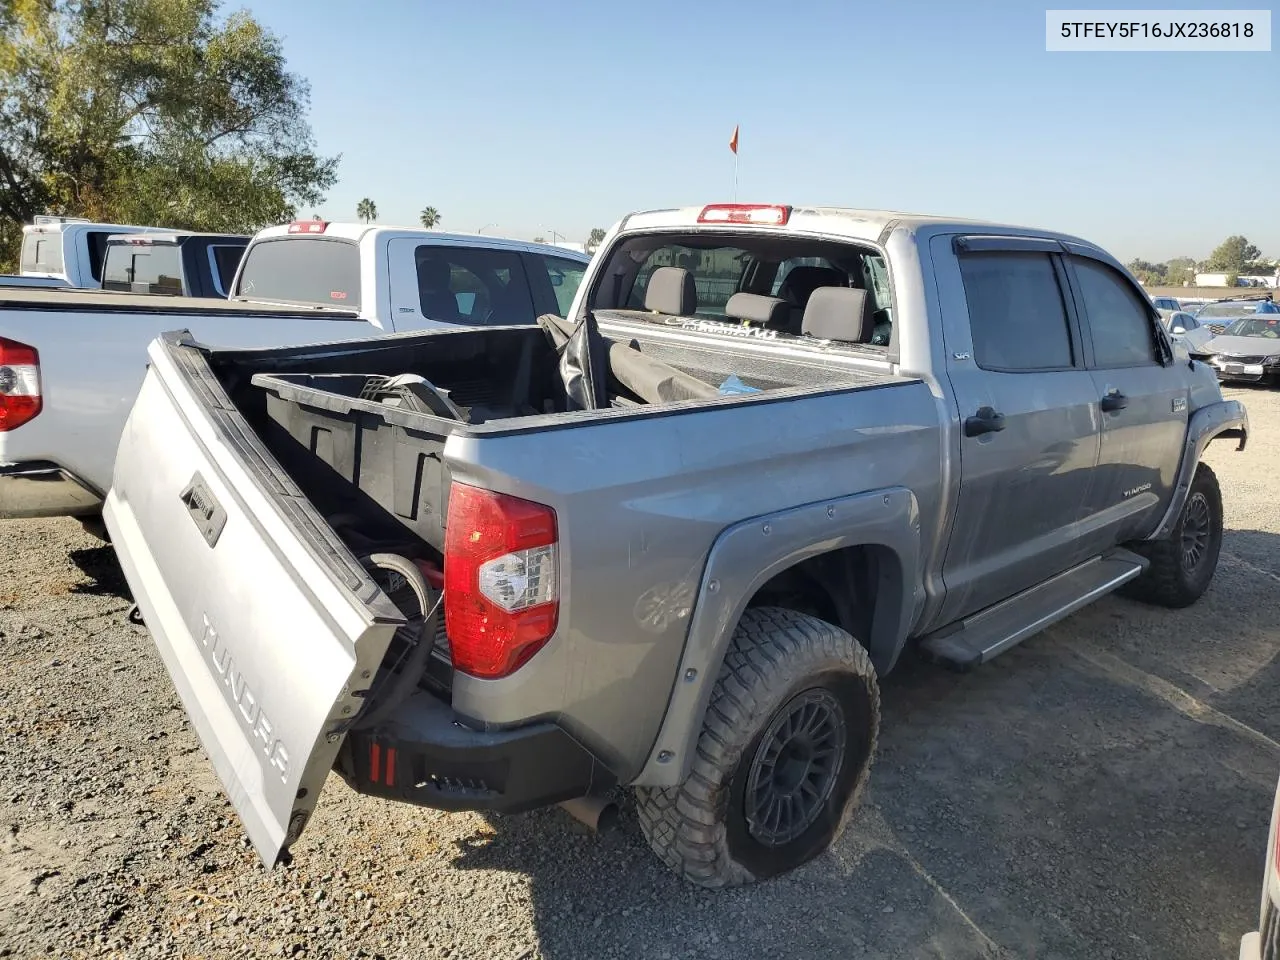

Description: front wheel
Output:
[635,607,879,888]
[1122,462,1223,608]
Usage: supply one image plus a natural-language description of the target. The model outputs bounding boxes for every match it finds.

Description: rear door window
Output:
[533,254,588,316]
[234,238,360,308]
[414,246,535,325]
[958,251,1075,371]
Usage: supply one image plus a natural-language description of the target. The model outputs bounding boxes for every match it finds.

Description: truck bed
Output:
[209,319,911,554]
[0,286,358,319]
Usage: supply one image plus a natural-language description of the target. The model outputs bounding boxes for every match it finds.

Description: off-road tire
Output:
[1121,462,1223,609]
[635,607,879,888]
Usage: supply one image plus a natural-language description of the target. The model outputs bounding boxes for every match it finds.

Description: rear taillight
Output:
[443,483,559,679]
[0,337,41,432]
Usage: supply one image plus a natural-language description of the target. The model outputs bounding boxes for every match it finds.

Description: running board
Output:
[921,549,1148,671]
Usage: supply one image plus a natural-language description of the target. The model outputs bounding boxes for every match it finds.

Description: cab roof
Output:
[617,204,1088,247]
[250,221,591,261]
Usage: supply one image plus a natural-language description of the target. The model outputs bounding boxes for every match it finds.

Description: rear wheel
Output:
[635,607,879,888]
[1121,462,1223,608]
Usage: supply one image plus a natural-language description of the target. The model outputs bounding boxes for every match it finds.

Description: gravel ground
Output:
[2,385,1278,960]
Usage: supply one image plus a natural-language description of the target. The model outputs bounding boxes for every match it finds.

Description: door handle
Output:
[1100,392,1129,412]
[964,406,1006,437]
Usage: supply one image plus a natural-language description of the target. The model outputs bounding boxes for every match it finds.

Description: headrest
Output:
[801,287,873,343]
[724,292,789,328]
[644,266,697,316]
[417,257,451,290]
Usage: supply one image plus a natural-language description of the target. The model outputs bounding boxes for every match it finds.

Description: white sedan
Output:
[1165,311,1214,353]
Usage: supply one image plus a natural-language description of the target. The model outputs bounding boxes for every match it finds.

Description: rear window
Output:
[19,233,64,274]
[234,237,360,308]
[102,243,184,295]
[591,232,893,346]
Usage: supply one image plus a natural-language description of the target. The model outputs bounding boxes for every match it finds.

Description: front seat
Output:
[417,257,463,323]
[776,266,849,332]
[801,287,876,343]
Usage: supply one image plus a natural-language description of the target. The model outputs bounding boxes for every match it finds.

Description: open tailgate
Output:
[104,333,404,866]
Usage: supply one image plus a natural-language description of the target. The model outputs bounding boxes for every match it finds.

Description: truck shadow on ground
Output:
[444,528,1280,960]
[67,544,133,600]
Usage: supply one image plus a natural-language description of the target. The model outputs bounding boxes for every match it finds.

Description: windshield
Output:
[1222,317,1280,339]
[1198,302,1259,319]
[590,232,893,347]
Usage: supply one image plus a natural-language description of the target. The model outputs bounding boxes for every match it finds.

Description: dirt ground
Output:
[1,385,1277,960]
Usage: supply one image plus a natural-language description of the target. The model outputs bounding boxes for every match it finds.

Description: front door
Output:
[932,236,1103,625]
[1066,252,1188,543]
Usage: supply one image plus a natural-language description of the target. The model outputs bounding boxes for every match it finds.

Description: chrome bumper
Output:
[0,461,104,519]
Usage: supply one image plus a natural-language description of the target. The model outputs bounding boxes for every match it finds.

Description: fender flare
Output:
[631,486,922,788]
[1147,398,1248,542]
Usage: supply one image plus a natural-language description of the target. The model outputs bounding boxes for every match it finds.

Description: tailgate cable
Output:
[344,552,442,732]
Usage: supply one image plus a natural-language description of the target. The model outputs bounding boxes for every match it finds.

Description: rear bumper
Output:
[335,691,616,813]
[0,461,103,519]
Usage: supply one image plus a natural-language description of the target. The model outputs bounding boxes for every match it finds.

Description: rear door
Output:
[933,236,1103,624]
[1064,251,1188,542]
[103,336,404,865]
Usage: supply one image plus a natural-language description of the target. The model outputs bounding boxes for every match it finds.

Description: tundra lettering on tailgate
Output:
[199,613,291,782]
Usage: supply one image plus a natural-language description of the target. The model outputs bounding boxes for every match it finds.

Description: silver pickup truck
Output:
[103,203,1249,889]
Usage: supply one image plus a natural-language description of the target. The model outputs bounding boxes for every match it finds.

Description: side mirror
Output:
[1172,326,1187,335]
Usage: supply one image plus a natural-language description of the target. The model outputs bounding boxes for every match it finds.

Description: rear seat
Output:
[724,292,789,329]
[644,266,698,316]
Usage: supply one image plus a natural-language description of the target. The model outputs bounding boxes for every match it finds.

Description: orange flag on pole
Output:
[729,125,739,154]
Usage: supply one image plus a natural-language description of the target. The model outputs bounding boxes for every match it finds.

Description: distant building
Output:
[1195,272,1278,288]
[550,241,587,255]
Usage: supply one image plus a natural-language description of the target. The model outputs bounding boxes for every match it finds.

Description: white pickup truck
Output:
[0,216,159,289]
[0,222,589,533]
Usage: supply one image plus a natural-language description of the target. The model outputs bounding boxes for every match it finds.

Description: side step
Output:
[921,549,1148,671]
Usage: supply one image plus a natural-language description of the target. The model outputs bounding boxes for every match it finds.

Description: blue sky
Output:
[247,0,1276,262]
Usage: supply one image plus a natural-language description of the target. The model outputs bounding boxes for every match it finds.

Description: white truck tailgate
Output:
[104,337,404,865]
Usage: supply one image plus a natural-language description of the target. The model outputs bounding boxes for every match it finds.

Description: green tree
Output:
[1208,235,1261,272]
[586,227,606,254]
[1164,256,1196,285]
[356,198,377,223]
[419,206,441,228]
[1126,258,1166,285]
[0,0,338,269]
